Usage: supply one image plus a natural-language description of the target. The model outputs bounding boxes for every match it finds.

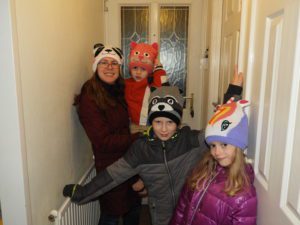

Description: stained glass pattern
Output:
[121,6,149,77]
[160,6,189,94]
[120,5,189,92]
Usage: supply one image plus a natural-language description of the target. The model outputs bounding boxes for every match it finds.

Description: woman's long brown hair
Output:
[74,70,125,110]
[187,149,250,196]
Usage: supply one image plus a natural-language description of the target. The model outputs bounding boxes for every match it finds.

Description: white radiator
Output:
[49,163,100,225]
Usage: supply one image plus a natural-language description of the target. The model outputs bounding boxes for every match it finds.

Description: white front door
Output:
[246,0,300,224]
[105,0,208,129]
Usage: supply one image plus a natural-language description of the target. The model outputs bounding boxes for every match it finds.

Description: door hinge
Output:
[104,0,109,12]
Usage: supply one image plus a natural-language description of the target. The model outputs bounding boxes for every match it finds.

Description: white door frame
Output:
[0,1,31,225]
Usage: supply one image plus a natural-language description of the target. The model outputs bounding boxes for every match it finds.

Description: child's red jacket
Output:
[125,68,167,125]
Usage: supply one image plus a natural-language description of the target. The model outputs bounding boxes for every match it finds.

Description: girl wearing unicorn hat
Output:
[169,99,257,225]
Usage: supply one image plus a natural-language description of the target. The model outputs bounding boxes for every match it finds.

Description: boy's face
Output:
[209,141,237,167]
[152,117,177,141]
[131,66,148,82]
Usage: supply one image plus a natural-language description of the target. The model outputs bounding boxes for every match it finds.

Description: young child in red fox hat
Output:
[125,42,169,195]
[125,42,168,134]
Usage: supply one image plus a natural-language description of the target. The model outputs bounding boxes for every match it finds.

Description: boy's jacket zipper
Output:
[162,141,176,208]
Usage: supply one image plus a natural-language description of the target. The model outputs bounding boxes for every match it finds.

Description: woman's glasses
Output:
[98,60,120,68]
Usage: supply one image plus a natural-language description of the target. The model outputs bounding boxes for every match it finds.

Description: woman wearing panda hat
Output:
[73,43,142,225]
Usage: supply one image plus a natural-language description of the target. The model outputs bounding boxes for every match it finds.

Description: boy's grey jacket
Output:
[72,126,207,225]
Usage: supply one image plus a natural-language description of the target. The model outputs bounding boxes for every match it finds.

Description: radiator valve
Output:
[48,210,58,222]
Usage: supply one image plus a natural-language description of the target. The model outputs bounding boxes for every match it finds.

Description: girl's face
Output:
[97,57,120,84]
[209,142,237,167]
[131,66,148,81]
[152,117,177,141]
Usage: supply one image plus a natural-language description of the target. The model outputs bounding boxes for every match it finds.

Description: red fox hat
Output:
[128,42,159,74]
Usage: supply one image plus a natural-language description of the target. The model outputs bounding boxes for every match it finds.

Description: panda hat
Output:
[92,43,124,72]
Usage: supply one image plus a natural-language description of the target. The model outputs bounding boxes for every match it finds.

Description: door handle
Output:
[184,93,194,118]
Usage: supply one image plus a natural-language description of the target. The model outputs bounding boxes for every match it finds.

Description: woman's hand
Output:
[132,178,148,197]
[132,178,145,191]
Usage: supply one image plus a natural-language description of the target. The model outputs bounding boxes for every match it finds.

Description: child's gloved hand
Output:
[63,184,76,197]
[63,184,84,203]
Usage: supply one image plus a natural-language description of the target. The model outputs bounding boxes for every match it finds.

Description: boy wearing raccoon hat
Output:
[64,74,243,225]
[125,42,168,134]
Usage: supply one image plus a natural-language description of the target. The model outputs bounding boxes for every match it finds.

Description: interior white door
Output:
[218,0,241,103]
[246,0,300,224]
[105,0,208,129]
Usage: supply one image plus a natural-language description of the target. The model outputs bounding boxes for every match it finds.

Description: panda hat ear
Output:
[92,43,124,72]
[94,43,104,49]
[93,43,105,56]
[112,47,123,61]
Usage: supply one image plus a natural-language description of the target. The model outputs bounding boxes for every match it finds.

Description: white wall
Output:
[0,0,104,225]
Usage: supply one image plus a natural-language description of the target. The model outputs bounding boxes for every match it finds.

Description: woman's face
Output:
[97,57,120,84]
[209,142,237,167]
[152,117,178,141]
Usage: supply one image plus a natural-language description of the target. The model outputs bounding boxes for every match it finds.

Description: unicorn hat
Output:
[205,99,250,150]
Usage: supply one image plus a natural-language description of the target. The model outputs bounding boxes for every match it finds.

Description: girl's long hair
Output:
[187,149,250,196]
[74,70,125,110]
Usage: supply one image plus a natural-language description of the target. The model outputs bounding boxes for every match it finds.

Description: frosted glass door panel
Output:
[121,6,149,77]
[106,0,205,129]
[160,6,189,94]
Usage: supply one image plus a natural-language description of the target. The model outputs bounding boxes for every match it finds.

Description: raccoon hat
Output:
[148,86,184,125]
[92,43,123,72]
